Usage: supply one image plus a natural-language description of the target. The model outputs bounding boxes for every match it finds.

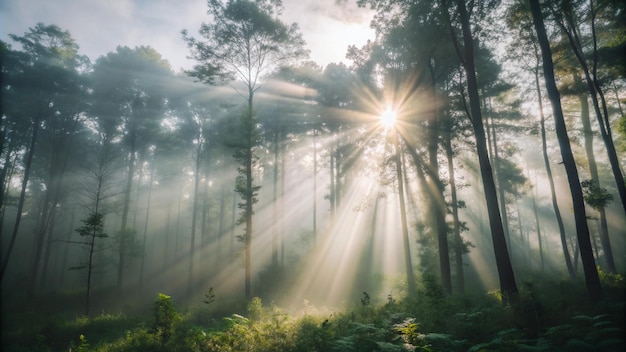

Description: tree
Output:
[548,0,626,216]
[74,213,107,317]
[183,0,307,299]
[71,111,118,317]
[1,24,86,285]
[505,0,575,277]
[529,0,602,302]
[440,0,519,301]
[90,46,172,289]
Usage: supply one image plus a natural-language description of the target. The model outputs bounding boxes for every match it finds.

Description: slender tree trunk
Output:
[329,135,336,222]
[534,50,574,278]
[175,189,182,257]
[444,133,465,292]
[117,133,136,289]
[244,143,253,300]
[164,201,172,271]
[30,191,53,292]
[201,172,209,248]
[578,84,616,273]
[37,209,59,291]
[189,142,203,298]
[313,128,318,242]
[0,138,18,221]
[231,189,236,257]
[0,152,19,229]
[1,118,40,283]
[427,118,452,294]
[242,86,256,300]
[280,137,286,265]
[490,116,512,254]
[272,129,280,266]
[530,0,602,302]
[335,136,341,209]
[393,132,417,296]
[85,171,105,317]
[217,183,226,263]
[446,0,518,300]
[37,142,74,291]
[59,208,76,288]
[554,3,626,215]
[139,167,154,289]
[530,176,545,271]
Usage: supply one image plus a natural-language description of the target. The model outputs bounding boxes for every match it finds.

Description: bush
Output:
[152,293,181,347]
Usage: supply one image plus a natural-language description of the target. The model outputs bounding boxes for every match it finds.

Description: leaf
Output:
[571,315,593,325]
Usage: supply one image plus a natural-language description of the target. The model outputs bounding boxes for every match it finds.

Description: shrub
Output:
[152,293,181,347]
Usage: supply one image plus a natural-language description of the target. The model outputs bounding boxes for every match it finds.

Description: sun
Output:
[379,107,397,129]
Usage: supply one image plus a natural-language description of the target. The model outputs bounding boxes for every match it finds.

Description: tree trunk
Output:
[164,200,172,271]
[427,119,452,294]
[272,129,280,266]
[189,141,203,298]
[1,117,40,283]
[530,0,602,302]
[490,115,512,255]
[556,3,626,216]
[313,128,318,241]
[329,135,336,222]
[217,183,226,263]
[140,167,154,289]
[444,133,465,292]
[394,132,417,296]
[58,208,76,288]
[530,175,545,271]
[534,49,574,278]
[449,0,518,301]
[117,132,136,289]
[578,83,616,273]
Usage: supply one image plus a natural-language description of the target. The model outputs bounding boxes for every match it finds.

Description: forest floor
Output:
[1,272,624,351]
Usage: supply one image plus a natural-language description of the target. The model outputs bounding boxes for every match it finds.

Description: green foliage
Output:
[152,293,181,347]
[203,287,216,306]
[361,291,371,306]
[76,212,107,239]
[394,318,432,351]
[597,266,625,287]
[75,334,89,352]
[246,297,264,322]
[581,179,614,210]
[3,278,624,352]
[292,315,333,352]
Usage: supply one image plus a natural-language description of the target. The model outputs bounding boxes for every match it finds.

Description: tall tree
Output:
[548,0,626,215]
[183,0,307,299]
[90,45,172,289]
[1,24,86,284]
[505,1,575,277]
[440,0,519,300]
[529,0,602,302]
[72,133,117,317]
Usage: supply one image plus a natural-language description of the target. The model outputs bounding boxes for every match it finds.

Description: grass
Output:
[1,272,624,351]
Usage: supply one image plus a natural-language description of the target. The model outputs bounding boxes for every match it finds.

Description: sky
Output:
[0,0,376,71]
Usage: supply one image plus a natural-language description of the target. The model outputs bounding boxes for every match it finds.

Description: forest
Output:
[1,0,625,351]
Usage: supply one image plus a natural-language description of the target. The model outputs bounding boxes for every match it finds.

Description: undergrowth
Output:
[1,273,624,351]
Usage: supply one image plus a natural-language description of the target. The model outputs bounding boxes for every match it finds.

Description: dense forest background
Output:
[1,0,625,351]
